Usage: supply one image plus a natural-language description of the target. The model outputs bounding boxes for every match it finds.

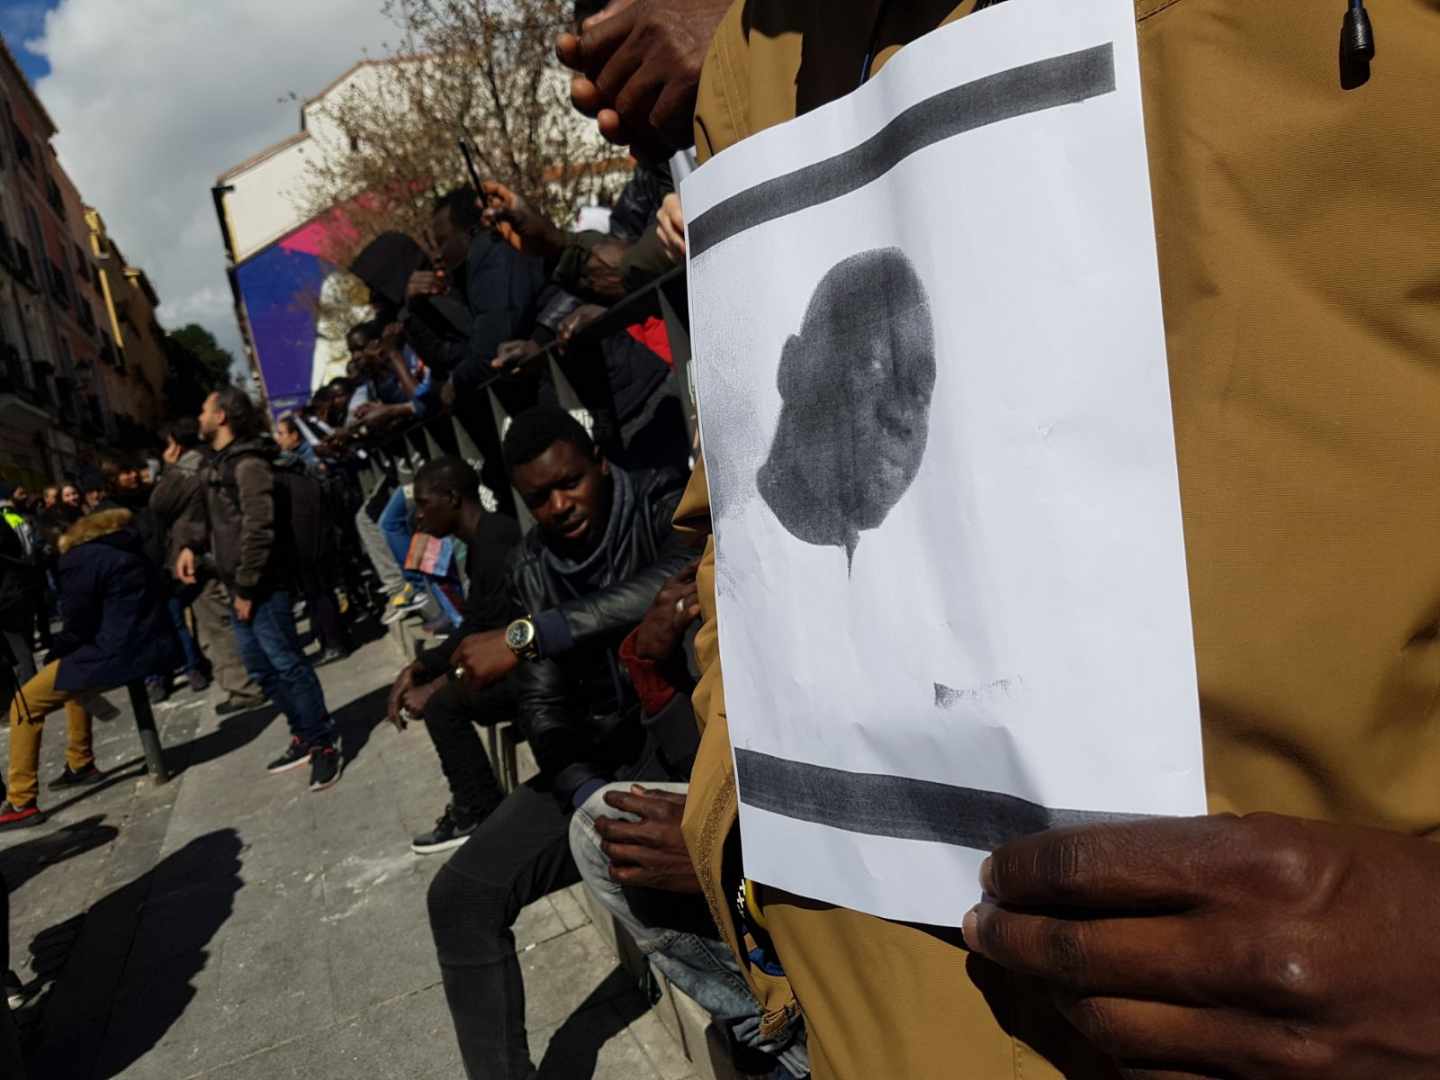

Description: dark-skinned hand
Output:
[594,786,701,893]
[557,304,607,350]
[386,661,420,731]
[964,813,1440,1079]
[633,561,700,662]
[452,629,519,688]
[406,270,445,300]
[479,181,566,259]
[556,0,732,155]
[401,678,445,720]
[491,338,544,374]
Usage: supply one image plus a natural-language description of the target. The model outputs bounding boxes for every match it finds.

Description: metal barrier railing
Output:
[320,268,693,525]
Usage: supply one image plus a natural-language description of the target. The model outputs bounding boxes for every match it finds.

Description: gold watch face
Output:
[505,621,533,651]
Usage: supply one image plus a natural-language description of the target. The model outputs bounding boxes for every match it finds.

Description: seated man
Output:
[345,318,431,432]
[385,456,521,853]
[425,406,693,1078]
[569,565,810,1079]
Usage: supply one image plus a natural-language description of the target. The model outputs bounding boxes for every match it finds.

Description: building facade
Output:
[0,38,172,486]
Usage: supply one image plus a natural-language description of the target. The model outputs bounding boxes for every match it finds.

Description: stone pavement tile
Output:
[182,887,338,1067]
[514,894,570,952]
[521,923,635,1033]
[531,988,671,1080]
[322,860,440,1018]
[553,883,593,932]
[187,984,462,1080]
[626,1000,702,1080]
[95,934,229,1080]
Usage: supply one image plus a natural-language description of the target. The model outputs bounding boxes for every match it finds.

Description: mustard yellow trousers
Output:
[7,660,93,808]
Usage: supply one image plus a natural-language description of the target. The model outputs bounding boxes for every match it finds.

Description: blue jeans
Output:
[168,595,203,673]
[379,486,465,628]
[569,783,809,1077]
[230,589,334,747]
[379,487,427,588]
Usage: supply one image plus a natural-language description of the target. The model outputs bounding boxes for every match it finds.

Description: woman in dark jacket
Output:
[0,508,180,829]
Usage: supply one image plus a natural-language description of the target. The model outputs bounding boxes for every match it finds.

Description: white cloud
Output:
[30,0,395,362]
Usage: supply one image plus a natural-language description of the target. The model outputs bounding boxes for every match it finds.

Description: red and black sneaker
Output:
[266,737,311,774]
[0,802,43,831]
[309,746,342,792]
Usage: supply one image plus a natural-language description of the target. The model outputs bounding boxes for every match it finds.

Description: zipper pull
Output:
[1340,0,1376,89]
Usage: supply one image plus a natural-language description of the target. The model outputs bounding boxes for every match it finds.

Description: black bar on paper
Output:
[688,43,1116,258]
[734,748,1141,851]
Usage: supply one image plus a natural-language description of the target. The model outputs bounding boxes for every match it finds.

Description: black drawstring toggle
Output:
[1340,0,1376,90]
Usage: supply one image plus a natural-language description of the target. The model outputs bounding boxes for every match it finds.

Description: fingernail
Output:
[962,905,982,951]
[980,857,995,894]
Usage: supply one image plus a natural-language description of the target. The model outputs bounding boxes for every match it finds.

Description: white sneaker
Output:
[380,586,427,625]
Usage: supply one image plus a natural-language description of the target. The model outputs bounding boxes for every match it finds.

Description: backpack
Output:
[220,450,329,573]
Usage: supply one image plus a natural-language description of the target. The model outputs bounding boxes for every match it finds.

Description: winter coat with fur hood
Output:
[51,508,181,693]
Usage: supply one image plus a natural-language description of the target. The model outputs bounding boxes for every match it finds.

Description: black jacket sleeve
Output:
[513,656,603,806]
[452,236,544,393]
[402,299,467,378]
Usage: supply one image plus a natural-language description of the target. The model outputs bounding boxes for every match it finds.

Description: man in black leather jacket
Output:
[426,406,694,1079]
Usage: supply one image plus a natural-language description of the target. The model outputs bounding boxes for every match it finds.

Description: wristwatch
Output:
[504,616,540,661]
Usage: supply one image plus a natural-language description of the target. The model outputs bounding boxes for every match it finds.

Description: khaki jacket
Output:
[679,2,1440,1077]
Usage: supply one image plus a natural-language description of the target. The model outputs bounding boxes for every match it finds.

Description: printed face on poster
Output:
[683,0,1206,925]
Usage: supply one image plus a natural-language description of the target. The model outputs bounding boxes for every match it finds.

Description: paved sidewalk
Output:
[2,628,698,1079]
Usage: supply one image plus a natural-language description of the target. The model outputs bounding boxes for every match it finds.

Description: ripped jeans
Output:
[569,782,809,1077]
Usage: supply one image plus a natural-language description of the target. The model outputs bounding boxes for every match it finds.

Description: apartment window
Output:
[48,259,69,308]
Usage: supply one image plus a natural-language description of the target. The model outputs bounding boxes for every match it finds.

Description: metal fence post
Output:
[126,679,169,784]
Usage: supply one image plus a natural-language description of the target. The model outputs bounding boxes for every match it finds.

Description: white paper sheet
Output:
[681,0,1206,926]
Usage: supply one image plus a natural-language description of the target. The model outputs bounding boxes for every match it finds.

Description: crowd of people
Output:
[5,0,1440,1078]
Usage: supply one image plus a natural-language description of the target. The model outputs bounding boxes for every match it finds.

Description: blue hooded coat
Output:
[51,508,181,693]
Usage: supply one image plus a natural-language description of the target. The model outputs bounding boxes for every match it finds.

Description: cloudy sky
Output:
[0,0,394,361]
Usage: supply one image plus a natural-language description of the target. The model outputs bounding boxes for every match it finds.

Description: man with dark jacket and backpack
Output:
[425,406,694,1078]
[178,387,340,792]
[151,419,261,707]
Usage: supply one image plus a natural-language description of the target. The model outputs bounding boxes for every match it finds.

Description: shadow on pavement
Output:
[0,815,119,894]
[334,685,392,770]
[24,828,243,1079]
[537,968,651,1079]
[163,706,280,778]
[37,759,147,820]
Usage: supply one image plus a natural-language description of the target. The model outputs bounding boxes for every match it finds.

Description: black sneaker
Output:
[146,677,169,704]
[411,805,478,855]
[309,746,341,792]
[49,763,105,789]
[266,738,311,774]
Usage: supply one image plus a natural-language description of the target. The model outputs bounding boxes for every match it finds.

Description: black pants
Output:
[427,736,672,1079]
[422,678,517,820]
